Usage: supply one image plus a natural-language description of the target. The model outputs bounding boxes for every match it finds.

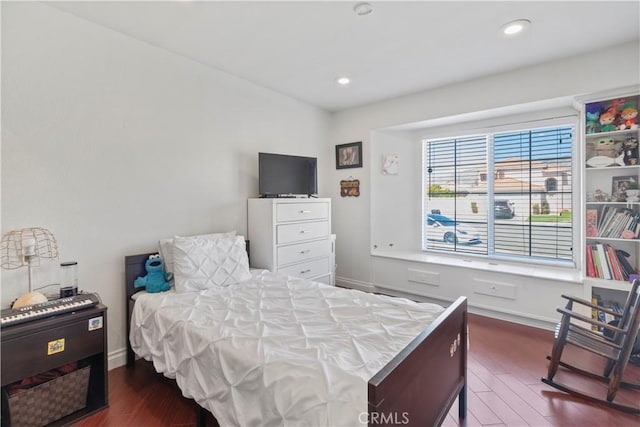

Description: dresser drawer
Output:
[276,202,329,222]
[279,257,329,280]
[277,220,329,244]
[277,239,330,267]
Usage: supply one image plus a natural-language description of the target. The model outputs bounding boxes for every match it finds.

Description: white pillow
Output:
[159,231,236,273]
[173,235,251,293]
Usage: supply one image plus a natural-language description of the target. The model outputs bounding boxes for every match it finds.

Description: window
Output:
[423,124,574,264]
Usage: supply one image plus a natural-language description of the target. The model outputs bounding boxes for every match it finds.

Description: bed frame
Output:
[125,249,467,427]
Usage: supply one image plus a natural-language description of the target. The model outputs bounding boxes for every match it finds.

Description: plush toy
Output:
[593,189,609,202]
[585,105,601,134]
[594,138,622,158]
[134,254,172,293]
[619,103,638,130]
[600,99,623,132]
[623,135,639,165]
[599,109,618,132]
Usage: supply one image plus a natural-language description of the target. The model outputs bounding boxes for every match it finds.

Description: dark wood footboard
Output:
[368,297,467,427]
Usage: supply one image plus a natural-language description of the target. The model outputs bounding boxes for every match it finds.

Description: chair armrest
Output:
[557,307,627,334]
[561,294,622,317]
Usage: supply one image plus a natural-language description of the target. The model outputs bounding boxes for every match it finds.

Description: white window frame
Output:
[421,115,579,268]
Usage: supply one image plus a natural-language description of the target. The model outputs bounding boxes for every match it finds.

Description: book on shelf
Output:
[616,249,635,277]
[586,243,634,281]
[586,245,596,277]
[590,294,626,333]
[596,243,612,280]
[586,209,598,237]
[595,206,640,239]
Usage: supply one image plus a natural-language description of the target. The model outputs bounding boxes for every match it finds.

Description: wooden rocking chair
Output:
[541,279,640,414]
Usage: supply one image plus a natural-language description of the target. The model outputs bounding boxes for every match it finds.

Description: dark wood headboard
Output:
[124,240,249,366]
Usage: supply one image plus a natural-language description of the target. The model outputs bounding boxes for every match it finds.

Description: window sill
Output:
[371,249,581,284]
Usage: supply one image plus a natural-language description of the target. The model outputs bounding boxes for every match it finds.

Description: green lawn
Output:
[528,213,572,223]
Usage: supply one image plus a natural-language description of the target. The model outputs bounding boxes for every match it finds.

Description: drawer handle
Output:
[300,250,311,254]
[300,230,309,234]
[299,210,311,214]
[300,269,311,274]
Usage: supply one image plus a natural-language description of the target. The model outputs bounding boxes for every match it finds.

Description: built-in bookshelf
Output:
[581,89,640,328]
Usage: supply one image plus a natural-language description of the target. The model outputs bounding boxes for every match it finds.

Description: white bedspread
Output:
[130,270,444,427]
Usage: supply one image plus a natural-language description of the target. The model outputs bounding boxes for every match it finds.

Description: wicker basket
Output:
[6,365,90,427]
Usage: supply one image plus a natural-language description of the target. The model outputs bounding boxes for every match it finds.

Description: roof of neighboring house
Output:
[462,177,546,193]
[476,157,571,175]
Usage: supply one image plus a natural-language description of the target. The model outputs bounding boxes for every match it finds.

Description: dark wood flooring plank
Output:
[490,374,551,426]
[467,369,491,393]
[466,389,503,425]
[498,373,557,418]
[474,390,528,426]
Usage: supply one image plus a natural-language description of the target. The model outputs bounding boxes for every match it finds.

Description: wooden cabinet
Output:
[580,89,640,323]
[1,305,108,426]
[248,198,334,284]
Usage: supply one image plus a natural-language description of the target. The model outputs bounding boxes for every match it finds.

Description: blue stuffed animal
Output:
[134,254,172,293]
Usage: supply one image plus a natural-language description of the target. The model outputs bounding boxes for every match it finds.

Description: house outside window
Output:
[422,123,574,264]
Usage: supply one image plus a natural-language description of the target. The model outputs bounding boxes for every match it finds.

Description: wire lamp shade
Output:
[1,227,59,292]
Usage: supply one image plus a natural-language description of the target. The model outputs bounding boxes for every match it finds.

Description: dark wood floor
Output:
[74,314,639,426]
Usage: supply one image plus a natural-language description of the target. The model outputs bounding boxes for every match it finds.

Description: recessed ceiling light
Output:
[336,76,351,86]
[502,19,531,36]
[353,2,373,16]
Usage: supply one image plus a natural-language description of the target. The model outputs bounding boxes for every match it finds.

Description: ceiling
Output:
[48,1,640,112]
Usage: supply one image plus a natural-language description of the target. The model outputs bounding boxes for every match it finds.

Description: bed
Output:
[125,235,467,426]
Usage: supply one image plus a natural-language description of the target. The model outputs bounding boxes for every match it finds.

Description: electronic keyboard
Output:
[1,293,101,328]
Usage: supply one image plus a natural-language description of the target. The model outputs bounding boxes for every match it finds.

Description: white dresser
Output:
[248,198,333,285]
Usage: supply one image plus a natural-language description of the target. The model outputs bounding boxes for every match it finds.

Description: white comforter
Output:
[130,270,444,427]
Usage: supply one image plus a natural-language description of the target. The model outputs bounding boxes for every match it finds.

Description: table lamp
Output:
[1,227,59,308]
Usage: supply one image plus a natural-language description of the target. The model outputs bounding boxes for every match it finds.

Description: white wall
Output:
[1,2,331,366]
[329,41,640,327]
[370,130,419,252]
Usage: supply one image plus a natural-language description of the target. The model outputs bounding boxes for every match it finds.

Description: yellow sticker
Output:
[47,338,65,355]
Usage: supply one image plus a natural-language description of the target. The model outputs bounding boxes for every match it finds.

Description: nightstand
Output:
[1,304,108,426]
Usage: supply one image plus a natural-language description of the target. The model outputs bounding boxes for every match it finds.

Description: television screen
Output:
[259,153,317,197]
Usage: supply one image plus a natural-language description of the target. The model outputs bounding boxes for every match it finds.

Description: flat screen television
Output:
[259,152,317,197]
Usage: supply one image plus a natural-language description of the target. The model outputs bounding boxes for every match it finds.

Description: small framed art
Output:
[612,175,638,202]
[336,142,362,169]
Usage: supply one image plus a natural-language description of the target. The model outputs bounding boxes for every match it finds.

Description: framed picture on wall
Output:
[336,141,362,169]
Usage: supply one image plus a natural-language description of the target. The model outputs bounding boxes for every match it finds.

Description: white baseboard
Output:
[335,276,376,293]
[108,347,127,370]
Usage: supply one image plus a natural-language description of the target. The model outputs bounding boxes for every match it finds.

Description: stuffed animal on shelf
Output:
[134,254,172,293]
[618,103,638,130]
[623,135,639,165]
[599,108,618,132]
[585,105,601,134]
[599,99,623,132]
[594,138,622,158]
